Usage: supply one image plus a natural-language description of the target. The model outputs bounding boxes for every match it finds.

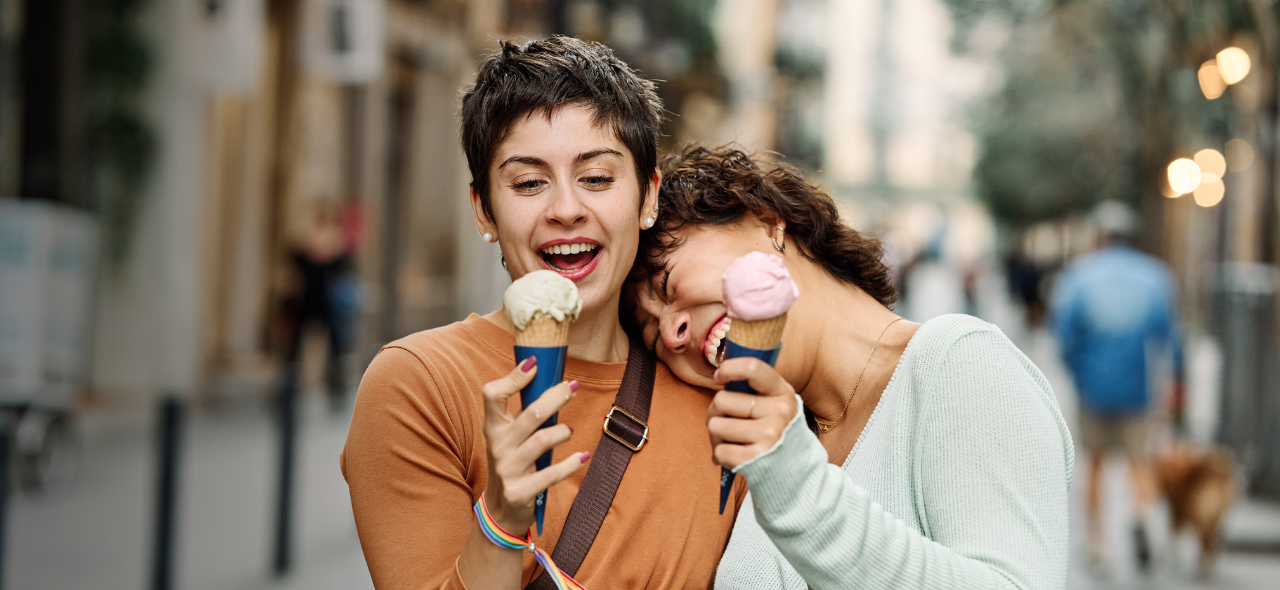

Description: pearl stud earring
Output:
[643,216,655,229]
[482,232,494,242]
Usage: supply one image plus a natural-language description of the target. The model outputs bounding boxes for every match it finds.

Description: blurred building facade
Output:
[0,0,754,406]
[0,0,527,405]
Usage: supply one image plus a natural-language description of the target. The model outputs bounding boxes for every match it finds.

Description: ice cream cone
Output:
[726,312,787,350]
[515,316,571,347]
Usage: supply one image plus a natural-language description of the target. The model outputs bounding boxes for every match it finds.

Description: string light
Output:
[1167,158,1202,195]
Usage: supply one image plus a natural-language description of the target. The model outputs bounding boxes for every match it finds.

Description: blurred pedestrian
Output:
[1051,200,1183,573]
[1005,244,1045,327]
[902,235,966,322]
[281,199,356,411]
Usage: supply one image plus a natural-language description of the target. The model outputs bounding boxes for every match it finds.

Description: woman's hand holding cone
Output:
[480,358,591,533]
[708,357,799,469]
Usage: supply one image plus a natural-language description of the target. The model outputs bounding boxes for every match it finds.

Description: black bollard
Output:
[0,420,9,590]
[152,396,183,590]
[273,365,300,575]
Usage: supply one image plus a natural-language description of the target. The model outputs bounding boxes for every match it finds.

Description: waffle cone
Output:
[515,316,570,347]
[726,312,787,350]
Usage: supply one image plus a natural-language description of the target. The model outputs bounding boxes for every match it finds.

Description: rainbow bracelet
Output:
[473,493,586,590]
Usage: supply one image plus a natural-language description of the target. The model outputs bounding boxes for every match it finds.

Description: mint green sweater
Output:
[715,315,1074,589]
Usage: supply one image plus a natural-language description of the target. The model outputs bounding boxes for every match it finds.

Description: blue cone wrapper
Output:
[719,339,782,514]
[514,345,568,536]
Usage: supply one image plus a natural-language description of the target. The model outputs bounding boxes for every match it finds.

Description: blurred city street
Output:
[7,389,372,590]
[7,285,1280,589]
[4,0,1280,588]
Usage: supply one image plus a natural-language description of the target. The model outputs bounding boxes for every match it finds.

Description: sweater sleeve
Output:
[342,346,480,590]
[735,329,1071,590]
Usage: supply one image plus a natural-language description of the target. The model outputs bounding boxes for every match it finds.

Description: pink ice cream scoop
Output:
[721,251,800,320]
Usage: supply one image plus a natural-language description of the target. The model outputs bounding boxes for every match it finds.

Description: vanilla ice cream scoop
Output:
[721,251,799,320]
[503,270,584,330]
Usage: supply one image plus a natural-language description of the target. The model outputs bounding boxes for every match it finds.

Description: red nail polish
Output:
[568,425,574,434]
[568,380,579,393]
[520,357,537,372]
[580,452,591,463]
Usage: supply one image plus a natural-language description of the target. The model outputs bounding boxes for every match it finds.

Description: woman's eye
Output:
[581,175,615,189]
[512,179,546,193]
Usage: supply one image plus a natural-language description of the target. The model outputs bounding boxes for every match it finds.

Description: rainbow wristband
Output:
[474,493,586,590]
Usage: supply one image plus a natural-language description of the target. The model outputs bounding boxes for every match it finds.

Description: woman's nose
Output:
[661,313,691,353]
[548,181,586,225]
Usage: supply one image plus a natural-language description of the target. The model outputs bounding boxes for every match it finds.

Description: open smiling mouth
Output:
[540,242,602,280]
[703,315,732,368]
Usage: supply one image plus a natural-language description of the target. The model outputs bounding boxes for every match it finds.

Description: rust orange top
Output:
[341,314,747,589]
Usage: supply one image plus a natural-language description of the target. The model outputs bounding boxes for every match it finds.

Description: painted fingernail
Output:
[580,452,591,463]
[567,425,574,434]
[568,380,579,393]
[520,357,537,372]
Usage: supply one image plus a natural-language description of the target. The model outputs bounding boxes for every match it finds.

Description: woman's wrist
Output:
[483,484,533,535]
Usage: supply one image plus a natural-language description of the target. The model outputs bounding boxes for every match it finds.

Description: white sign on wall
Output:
[301,0,386,84]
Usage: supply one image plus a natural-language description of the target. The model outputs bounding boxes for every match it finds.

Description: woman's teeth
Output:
[541,243,597,255]
[705,317,732,367]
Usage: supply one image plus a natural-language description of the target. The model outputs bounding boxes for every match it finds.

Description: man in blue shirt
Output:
[1052,201,1183,572]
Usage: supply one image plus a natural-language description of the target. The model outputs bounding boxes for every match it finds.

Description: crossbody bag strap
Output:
[526,340,656,590]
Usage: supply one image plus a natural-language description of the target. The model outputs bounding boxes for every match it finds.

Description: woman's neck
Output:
[487,295,630,363]
[782,261,911,427]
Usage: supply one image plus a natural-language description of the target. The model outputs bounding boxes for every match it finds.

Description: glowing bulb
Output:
[1225,139,1254,172]
[1216,47,1251,84]
[1194,149,1227,177]
[1199,61,1227,99]
[1193,174,1224,207]
[1168,158,1202,195]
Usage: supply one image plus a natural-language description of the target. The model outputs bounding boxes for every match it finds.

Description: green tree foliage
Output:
[84,0,155,270]
[943,0,1268,228]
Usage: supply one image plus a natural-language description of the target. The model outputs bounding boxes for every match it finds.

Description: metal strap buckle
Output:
[602,406,648,452]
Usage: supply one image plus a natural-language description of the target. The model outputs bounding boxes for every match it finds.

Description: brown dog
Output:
[1155,444,1235,577]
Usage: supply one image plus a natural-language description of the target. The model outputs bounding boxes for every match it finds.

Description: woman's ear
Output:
[640,169,661,228]
[469,185,498,242]
[745,211,785,236]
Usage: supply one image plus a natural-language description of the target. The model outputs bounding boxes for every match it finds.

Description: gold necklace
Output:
[812,317,905,434]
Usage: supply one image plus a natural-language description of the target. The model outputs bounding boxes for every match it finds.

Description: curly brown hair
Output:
[632,145,897,306]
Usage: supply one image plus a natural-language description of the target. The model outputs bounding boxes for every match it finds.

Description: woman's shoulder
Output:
[376,314,512,371]
[909,313,1003,349]
[900,314,1055,413]
[902,314,1020,373]
[902,314,1072,459]
[361,315,513,410]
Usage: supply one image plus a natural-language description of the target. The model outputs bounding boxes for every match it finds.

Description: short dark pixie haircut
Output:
[460,36,664,219]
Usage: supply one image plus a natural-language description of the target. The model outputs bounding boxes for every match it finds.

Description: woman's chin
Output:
[670,362,718,390]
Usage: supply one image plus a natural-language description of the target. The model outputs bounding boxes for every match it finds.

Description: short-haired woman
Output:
[343,41,745,590]
[628,145,1073,589]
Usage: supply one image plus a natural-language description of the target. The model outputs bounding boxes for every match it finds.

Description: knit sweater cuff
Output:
[734,395,825,503]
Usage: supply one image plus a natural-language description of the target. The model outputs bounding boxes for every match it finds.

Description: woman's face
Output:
[474,104,657,315]
[629,216,781,389]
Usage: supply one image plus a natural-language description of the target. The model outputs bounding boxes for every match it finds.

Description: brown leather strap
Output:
[526,340,655,590]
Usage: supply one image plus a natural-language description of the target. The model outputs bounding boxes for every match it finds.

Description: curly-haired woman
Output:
[627,145,1074,589]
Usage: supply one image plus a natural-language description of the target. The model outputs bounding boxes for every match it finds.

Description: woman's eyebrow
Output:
[576,148,623,163]
[497,155,548,170]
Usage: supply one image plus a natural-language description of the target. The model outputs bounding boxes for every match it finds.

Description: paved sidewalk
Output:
[7,393,372,590]
[8,279,1280,589]
[1009,320,1280,590]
